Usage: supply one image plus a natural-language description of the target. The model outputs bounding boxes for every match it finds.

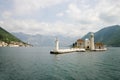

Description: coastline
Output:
[0,41,32,47]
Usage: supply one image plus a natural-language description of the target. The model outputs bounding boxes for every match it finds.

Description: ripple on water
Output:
[0,47,120,80]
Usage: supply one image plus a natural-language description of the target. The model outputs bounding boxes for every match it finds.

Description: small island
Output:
[50,33,107,54]
[73,32,107,51]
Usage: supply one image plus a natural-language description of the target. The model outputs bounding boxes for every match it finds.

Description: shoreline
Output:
[0,41,32,47]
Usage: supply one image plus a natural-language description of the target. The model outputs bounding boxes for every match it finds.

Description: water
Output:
[0,47,120,80]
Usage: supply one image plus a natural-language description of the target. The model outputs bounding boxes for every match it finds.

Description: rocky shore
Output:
[0,41,32,47]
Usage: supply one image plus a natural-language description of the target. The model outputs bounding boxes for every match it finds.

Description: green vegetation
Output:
[82,25,120,47]
[0,27,23,43]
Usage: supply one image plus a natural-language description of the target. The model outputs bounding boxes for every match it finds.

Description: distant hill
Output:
[12,32,54,47]
[82,25,120,47]
[12,32,77,47]
[0,27,22,43]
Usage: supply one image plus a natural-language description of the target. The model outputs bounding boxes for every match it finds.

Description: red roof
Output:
[77,39,84,42]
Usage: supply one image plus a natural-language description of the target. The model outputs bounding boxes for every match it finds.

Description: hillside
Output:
[0,27,30,47]
[0,27,22,42]
[82,25,120,47]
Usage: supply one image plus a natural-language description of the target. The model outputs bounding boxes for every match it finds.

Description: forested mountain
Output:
[0,27,31,47]
[0,27,22,43]
[82,25,120,47]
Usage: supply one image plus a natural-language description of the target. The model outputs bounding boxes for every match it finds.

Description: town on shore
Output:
[0,41,32,47]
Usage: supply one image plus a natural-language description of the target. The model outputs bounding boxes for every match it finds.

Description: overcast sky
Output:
[0,0,120,37]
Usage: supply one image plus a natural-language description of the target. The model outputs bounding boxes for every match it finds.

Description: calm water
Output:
[0,47,120,80]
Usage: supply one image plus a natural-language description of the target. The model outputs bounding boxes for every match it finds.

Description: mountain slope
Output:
[95,25,120,46]
[0,27,22,43]
[82,32,92,40]
[82,25,120,47]
[0,27,32,47]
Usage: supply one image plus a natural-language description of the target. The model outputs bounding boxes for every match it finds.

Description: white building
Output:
[85,39,90,49]
[54,38,59,51]
[76,33,97,50]
[90,33,95,50]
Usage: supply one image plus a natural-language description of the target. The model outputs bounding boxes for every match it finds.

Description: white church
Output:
[50,32,107,54]
[75,33,107,51]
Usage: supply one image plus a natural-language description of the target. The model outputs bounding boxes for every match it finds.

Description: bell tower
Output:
[90,33,95,50]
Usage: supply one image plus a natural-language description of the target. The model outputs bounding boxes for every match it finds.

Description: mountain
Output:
[12,32,77,47]
[0,27,31,47]
[82,25,120,47]
[0,27,22,43]
[82,32,92,40]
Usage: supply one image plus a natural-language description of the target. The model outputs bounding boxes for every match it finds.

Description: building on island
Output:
[95,42,105,49]
[84,39,90,50]
[76,39,84,48]
[50,32,107,54]
[74,32,107,51]
[54,38,59,51]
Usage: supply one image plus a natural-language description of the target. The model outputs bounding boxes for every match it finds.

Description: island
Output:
[50,33,107,54]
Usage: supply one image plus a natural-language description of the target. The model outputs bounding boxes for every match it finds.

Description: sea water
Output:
[0,47,120,80]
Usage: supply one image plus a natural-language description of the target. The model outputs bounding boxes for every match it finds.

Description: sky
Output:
[0,0,120,37]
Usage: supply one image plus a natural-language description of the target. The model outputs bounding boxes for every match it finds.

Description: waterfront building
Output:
[75,32,106,51]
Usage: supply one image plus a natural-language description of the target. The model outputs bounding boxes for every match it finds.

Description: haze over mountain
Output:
[12,32,78,47]
[1,24,120,47]
[82,25,120,47]
[12,25,120,47]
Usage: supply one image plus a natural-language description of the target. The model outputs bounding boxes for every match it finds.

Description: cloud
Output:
[97,0,120,24]
[0,0,120,38]
[2,11,12,19]
[65,3,99,25]
[66,3,81,20]
[0,17,98,37]
[65,0,120,27]
[99,13,120,23]
[56,12,64,17]
[13,0,68,15]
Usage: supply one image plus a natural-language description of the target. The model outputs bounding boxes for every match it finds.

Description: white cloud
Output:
[66,3,99,24]
[66,3,81,20]
[1,0,120,38]
[97,0,120,24]
[65,0,120,29]
[56,12,64,17]
[13,0,68,15]
[2,11,12,19]
[0,17,99,37]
